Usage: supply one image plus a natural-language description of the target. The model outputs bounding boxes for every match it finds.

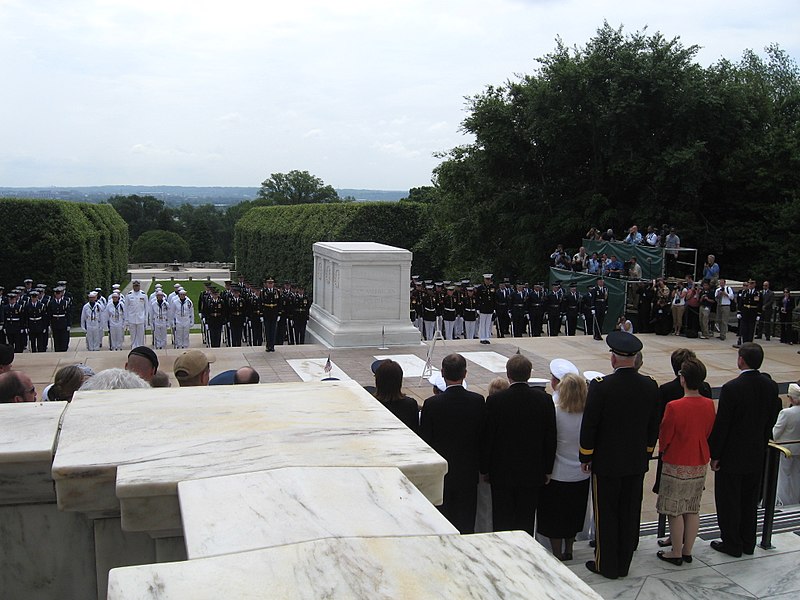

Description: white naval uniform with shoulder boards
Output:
[125,289,149,348]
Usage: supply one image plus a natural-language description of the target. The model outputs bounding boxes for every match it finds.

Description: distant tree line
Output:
[417,24,800,288]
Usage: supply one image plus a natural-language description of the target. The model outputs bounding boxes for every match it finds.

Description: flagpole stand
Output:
[419,324,444,386]
[378,325,389,350]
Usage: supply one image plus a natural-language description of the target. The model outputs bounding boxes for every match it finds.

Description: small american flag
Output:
[323,355,332,375]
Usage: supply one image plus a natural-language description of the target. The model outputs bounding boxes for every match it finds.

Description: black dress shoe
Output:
[682,555,692,563]
[562,553,573,561]
[585,561,617,579]
[657,538,671,547]
[657,551,683,566]
[710,540,742,557]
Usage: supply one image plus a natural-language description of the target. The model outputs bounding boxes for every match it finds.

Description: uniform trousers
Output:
[740,316,757,344]
[592,472,644,579]
[264,316,278,350]
[454,316,464,338]
[153,321,169,349]
[593,309,607,339]
[108,325,125,350]
[128,322,145,348]
[443,319,455,340]
[478,313,493,342]
[548,311,561,336]
[566,312,578,336]
[293,319,308,345]
[85,325,103,351]
[714,470,761,555]
[423,319,436,341]
[174,321,191,348]
[29,330,48,352]
[8,328,27,353]
[250,318,264,347]
[52,327,70,352]
[464,320,477,340]
[491,485,540,536]
[439,483,478,535]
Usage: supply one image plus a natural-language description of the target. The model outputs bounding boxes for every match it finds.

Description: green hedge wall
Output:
[0,198,128,295]
[235,202,430,289]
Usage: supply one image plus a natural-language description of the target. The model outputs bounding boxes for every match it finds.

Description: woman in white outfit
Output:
[774,383,800,506]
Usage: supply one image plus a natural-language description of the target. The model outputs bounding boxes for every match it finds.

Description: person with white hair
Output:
[774,382,800,506]
[149,289,172,349]
[105,292,127,351]
[125,280,148,348]
[172,289,194,349]
[79,368,150,391]
[81,291,105,351]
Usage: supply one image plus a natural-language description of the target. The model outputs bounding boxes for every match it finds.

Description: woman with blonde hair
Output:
[44,365,87,402]
[537,372,590,561]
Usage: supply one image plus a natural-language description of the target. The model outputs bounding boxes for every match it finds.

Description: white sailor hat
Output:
[88,291,98,298]
[550,358,579,381]
[428,373,468,392]
[527,377,549,388]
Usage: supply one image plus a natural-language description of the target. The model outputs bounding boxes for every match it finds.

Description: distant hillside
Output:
[0,185,408,205]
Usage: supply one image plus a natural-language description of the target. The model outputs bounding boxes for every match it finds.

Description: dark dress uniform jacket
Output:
[708,370,781,474]
[580,368,660,475]
[420,385,485,489]
[481,382,556,487]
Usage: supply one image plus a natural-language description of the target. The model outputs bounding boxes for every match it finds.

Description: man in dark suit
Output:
[580,331,659,579]
[481,354,556,535]
[708,342,781,557]
[420,353,486,533]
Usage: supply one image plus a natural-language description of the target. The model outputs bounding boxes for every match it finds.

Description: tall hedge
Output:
[235,202,430,289]
[0,198,128,295]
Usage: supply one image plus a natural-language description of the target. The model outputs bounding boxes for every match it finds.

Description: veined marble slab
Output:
[373,354,434,378]
[286,357,351,382]
[0,401,67,504]
[52,381,447,533]
[178,466,457,558]
[107,531,601,600]
[461,351,511,373]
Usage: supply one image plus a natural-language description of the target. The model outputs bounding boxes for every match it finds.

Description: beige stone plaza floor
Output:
[12,332,800,599]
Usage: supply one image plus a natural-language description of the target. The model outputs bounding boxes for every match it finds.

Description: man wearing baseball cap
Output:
[579,331,659,580]
[173,349,216,387]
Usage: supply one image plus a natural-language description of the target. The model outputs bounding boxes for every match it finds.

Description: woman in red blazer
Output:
[656,357,716,565]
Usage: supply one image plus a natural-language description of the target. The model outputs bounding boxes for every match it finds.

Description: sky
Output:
[1,0,797,191]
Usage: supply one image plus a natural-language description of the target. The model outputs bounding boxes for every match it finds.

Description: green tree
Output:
[130,230,191,263]
[256,170,341,205]
[400,186,439,204]
[105,195,174,243]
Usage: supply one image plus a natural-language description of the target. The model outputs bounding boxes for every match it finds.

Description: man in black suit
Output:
[708,342,781,557]
[481,354,556,535]
[580,331,659,579]
[420,353,486,533]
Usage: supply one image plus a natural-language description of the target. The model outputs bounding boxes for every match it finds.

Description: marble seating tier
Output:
[108,531,601,600]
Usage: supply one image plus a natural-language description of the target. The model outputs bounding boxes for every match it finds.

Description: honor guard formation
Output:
[410,274,610,342]
[0,277,311,352]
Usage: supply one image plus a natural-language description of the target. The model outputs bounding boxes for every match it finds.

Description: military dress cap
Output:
[550,358,579,380]
[503,277,510,283]
[483,273,493,279]
[606,331,643,357]
[446,285,455,291]
[95,287,102,292]
[425,284,434,290]
[435,281,443,287]
[111,292,120,298]
[411,275,420,280]
[584,370,605,381]
[429,372,468,392]
[54,286,64,292]
[57,281,67,285]
[88,291,97,298]
[8,291,18,298]
[112,283,120,288]
[528,377,549,388]
[466,286,475,291]
[265,277,274,282]
[29,290,39,296]
[24,278,33,283]
[424,279,433,285]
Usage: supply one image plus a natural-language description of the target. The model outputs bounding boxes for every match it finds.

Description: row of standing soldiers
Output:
[0,280,75,353]
[410,276,611,341]
[197,279,311,351]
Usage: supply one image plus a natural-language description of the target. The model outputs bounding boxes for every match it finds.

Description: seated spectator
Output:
[44,365,86,402]
[774,383,800,506]
[173,350,216,387]
[374,359,419,433]
[79,368,150,391]
[0,370,37,403]
[125,346,159,384]
[645,225,660,247]
[150,370,172,388]
[0,344,14,374]
[624,225,642,245]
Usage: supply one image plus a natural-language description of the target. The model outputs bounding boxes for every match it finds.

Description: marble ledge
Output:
[51,382,446,524]
[108,531,602,600]
[178,466,458,558]
[0,401,67,504]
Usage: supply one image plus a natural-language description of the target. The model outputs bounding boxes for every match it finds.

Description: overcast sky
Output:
[1,0,797,190]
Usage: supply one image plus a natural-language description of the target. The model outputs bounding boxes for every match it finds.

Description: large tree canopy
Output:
[256,170,341,205]
[429,24,800,286]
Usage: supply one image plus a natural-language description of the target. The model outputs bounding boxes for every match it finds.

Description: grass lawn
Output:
[153,279,209,324]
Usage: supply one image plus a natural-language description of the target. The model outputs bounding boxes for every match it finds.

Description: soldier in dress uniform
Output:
[590,277,609,340]
[22,279,34,301]
[564,283,582,336]
[262,277,280,352]
[293,285,311,344]
[461,286,479,340]
[172,289,194,349]
[737,279,761,346]
[0,286,6,345]
[545,282,564,336]
[105,292,126,351]
[441,286,459,340]
[277,282,296,346]
[410,280,423,333]
[81,291,105,351]
[125,280,148,348]
[526,283,546,337]
[580,331,659,580]
[226,286,246,347]
[420,285,438,341]
[4,292,26,353]
[24,290,49,352]
[509,282,528,337]
[476,274,496,344]
[248,286,265,347]
[495,279,511,338]
[149,290,172,350]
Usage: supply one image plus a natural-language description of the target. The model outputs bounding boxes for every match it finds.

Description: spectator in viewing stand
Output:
[624,225,642,245]
[173,350,216,387]
[702,255,720,288]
